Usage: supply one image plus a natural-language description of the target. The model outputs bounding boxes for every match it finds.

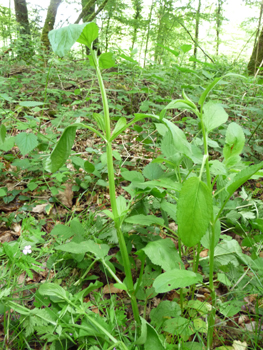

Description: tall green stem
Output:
[91,50,140,325]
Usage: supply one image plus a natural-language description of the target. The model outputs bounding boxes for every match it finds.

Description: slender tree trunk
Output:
[41,0,62,52]
[216,0,223,56]
[13,0,34,58]
[144,0,154,67]
[154,0,166,62]
[131,0,143,50]
[247,0,263,75]
[194,0,201,67]
[105,15,111,52]
[14,0,31,36]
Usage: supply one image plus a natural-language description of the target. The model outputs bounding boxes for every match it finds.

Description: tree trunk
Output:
[41,0,62,52]
[144,0,155,67]
[14,0,31,36]
[247,0,263,75]
[13,0,34,58]
[194,0,201,67]
[131,0,143,50]
[216,0,223,56]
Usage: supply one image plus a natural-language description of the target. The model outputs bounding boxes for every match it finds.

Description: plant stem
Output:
[91,49,140,325]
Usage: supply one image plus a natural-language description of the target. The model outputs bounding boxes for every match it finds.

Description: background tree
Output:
[193,0,202,67]
[215,0,223,55]
[41,0,62,52]
[247,0,263,74]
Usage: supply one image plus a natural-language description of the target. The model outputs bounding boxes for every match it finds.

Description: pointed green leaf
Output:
[153,269,202,293]
[84,161,95,173]
[223,122,245,161]
[19,101,44,107]
[55,240,110,259]
[203,101,228,132]
[15,132,38,155]
[77,22,98,48]
[44,125,77,172]
[121,170,144,183]
[111,117,126,141]
[143,163,164,180]
[226,162,263,196]
[0,124,6,144]
[177,177,212,247]
[39,283,67,300]
[125,214,164,226]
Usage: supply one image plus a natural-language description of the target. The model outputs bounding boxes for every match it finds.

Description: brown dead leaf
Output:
[0,232,13,243]
[232,341,247,350]
[200,249,208,258]
[57,183,73,207]
[103,283,123,294]
[12,223,21,236]
[90,307,101,315]
[32,203,49,213]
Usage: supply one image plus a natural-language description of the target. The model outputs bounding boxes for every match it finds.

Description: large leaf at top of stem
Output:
[44,125,77,173]
[48,23,97,57]
[177,177,212,247]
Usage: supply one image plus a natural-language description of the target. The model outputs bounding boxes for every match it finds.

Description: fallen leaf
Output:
[0,232,13,243]
[57,183,73,207]
[232,340,247,350]
[103,283,123,294]
[32,203,49,213]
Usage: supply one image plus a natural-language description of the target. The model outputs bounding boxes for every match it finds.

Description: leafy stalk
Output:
[91,49,140,325]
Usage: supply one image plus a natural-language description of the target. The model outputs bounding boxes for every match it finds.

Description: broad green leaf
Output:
[160,200,177,221]
[214,239,242,267]
[7,301,31,316]
[223,122,245,161]
[121,170,144,183]
[0,124,6,144]
[49,23,88,57]
[116,195,128,218]
[226,162,263,197]
[39,283,67,300]
[15,132,38,155]
[98,52,115,69]
[50,224,73,240]
[125,214,164,226]
[142,239,184,271]
[157,43,180,57]
[77,22,98,48]
[136,318,165,349]
[203,101,228,132]
[161,120,191,157]
[135,178,182,191]
[180,44,192,53]
[177,177,212,247]
[153,269,202,293]
[0,188,7,196]
[150,301,181,327]
[84,161,95,173]
[219,301,243,317]
[0,93,13,102]
[143,163,164,180]
[210,160,227,176]
[163,317,193,339]
[217,273,232,286]
[55,240,110,259]
[0,136,14,152]
[19,101,44,107]
[111,117,126,141]
[165,99,198,114]
[44,125,77,173]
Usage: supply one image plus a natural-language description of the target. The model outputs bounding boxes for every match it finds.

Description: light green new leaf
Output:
[226,162,263,196]
[84,161,95,173]
[39,283,67,300]
[203,101,228,132]
[165,99,197,114]
[177,177,212,247]
[223,122,245,161]
[136,318,166,349]
[142,239,184,271]
[49,23,87,57]
[99,52,115,69]
[153,269,202,293]
[121,170,144,183]
[44,125,77,173]
[15,132,38,155]
[125,214,164,226]
[143,162,164,180]
[77,22,98,48]
[19,101,44,107]
[111,117,126,141]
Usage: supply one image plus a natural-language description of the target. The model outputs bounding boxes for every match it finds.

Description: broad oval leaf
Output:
[44,125,77,173]
[55,240,110,259]
[125,214,164,226]
[223,122,245,161]
[76,22,98,48]
[203,101,228,132]
[142,239,183,271]
[19,101,44,107]
[177,177,212,247]
[153,269,202,293]
[39,283,67,299]
[99,52,115,69]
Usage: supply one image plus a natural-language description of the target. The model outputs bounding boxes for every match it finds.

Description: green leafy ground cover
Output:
[0,23,263,350]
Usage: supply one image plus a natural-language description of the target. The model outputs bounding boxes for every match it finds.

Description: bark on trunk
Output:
[194,0,201,67]
[247,25,263,75]
[41,0,62,52]
[14,0,31,36]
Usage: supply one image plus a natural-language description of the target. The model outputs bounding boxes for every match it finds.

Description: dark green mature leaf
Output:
[143,163,164,180]
[203,101,228,132]
[39,283,67,300]
[15,133,38,155]
[142,239,183,271]
[153,269,202,293]
[55,240,110,259]
[125,214,164,226]
[177,177,212,247]
[136,318,165,349]
[44,125,77,172]
[0,124,6,144]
